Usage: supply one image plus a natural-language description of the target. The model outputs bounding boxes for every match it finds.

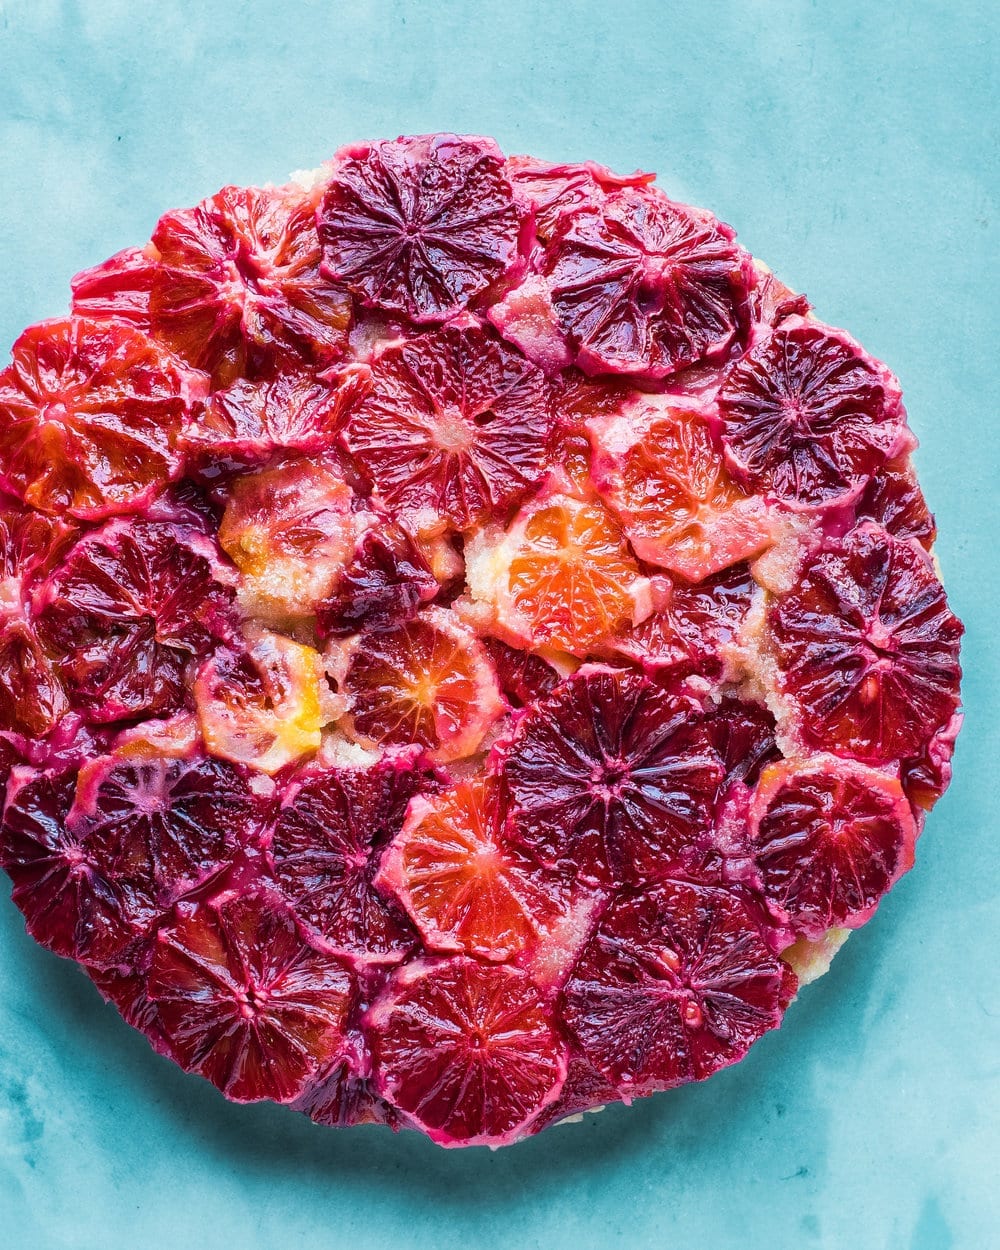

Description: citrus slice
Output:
[269,755,431,960]
[851,457,936,549]
[748,757,918,940]
[501,666,724,885]
[507,156,654,243]
[36,519,235,725]
[319,134,522,323]
[612,562,754,680]
[148,891,354,1103]
[561,879,793,1093]
[718,320,909,507]
[333,607,504,762]
[342,324,552,533]
[315,521,439,640]
[366,956,567,1146]
[0,754,268,967]
[218,458,355,624]
[73,184,353,379]
[770,523,963,762]
[183,367,366,467]
[0,318,190,519]
[589,399,773,580]
[900,712,962,812]
[194,632,326,774]
[377,776,566,961]
[464,493,647,656]
[481,637,560,707]
[707,696,780,788]
[536,187,753,378]
[293,1059,398,1129]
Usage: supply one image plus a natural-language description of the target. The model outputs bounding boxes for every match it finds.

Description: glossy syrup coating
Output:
[0,134,963,1148]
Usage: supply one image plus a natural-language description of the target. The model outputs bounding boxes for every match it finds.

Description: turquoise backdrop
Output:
[0,3,997,1248]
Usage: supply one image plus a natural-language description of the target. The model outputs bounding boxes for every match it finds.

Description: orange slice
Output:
[588,398,773,581]
[377,776,565,961]
[464,493,648,656]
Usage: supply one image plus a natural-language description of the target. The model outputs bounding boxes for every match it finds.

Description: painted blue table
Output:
[0,3,996,1247]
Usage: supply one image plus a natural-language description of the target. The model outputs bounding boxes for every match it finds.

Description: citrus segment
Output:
[537,187,753,378]
[319,134,522,322]
[334,608,504,762]
[377,777,566,961]
[465,493,646,656]
[148,892,354,1103]
[718,321,908,507]
[562,879,792,1093]
[293,1059,398,1128]
[194,632,325,775]
[367,956,567,1146]
[748,758,918,940]
[770,524,963,762]
[502,667,724,885]
[589,400,773,580]
[269,756,430,960]
[342,324,552,533]
[0,318,189,519]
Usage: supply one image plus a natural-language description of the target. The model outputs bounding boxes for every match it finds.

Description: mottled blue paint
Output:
[0,2,997,1248]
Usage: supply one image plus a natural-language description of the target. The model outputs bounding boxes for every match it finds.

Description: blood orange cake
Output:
[0,134,963,1148]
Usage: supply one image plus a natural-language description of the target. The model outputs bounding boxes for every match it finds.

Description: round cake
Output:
[0,134,963,1148]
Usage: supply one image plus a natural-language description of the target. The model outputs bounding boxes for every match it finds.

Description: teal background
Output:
[0,2,997,1247]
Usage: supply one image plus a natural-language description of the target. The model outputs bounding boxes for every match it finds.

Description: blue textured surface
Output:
[0,3,997,1248]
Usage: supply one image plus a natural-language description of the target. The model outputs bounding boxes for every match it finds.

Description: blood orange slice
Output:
[612,562,755,680]
[73,184,353,379]
[36,519,235,725]
[562,879,793,1093]
[194,632,326,775]
[218,459,355,624]
[748,758,918,940]
[183,367,366,467]
[377,776,566,961]
[481,637,560,708]
[319,134,522,323]
[342,324,552,533]
[0,318,190,519]
[536,187,753,378]
[0,503,79,735]
[851,457,936,549]
[770,524,963,762]
[148,891,354,1103]
[0,619,67,737]
[269,755,430,960]
[0,754,267,967]
[464,493,647,656]
[293,1060,398,1129]
[333,607,504,762]
[718,320,908,507]
[502,667,724,885]
[507,156,655,244]
[589,400,773,581]
[315,521,439,640]
[367,956,567,1146]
